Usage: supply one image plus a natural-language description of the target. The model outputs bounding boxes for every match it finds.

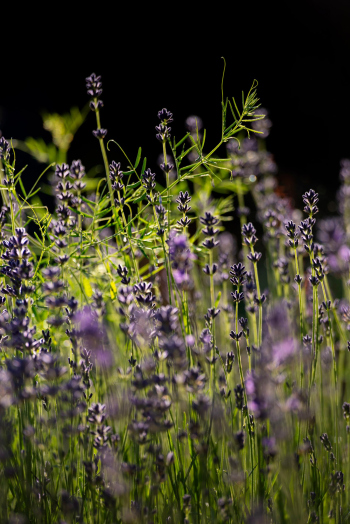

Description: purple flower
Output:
[158,108,173,124]
[86,73,103,98]
[185,115,203,135]
[167,231,195,290]
[272,338,297,367]
[186,335,195,347]
[94,348,114,369]
[245,371,273,420]
[251,107,272,138]
[0,136,10,160]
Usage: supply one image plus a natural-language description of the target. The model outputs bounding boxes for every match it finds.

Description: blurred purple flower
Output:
[272,338,297,367]
[94,348,114,369]
[167,231,195,290]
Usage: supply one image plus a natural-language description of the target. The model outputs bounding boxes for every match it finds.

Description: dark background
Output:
[1,1,349,214]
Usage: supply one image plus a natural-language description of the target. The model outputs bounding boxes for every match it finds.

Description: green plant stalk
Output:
[209,249,216,390]
[163,140,171,236]
[151,195,172,305]
[77,188,82,232]
[293,247,307,450]
[324,275,347,344]
[9,189,16,236]
[117,189,139,280]
[245,332,252,373]
[222,279,233,346]
[294,249,304,340]
[294,248,305,403]
[234,285,255,507]
[159,137,183,318]
[235,287,247,406]
[250,247,262,348]
[307,241,319,394]
[94,106,115,215]
[94,100,124,254]
[310,284,318,389]
[0,159,9,207]
[236,177,249,262]
[321,280,339,463]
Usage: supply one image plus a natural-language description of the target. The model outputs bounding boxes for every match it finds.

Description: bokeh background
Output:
[1,0,349,216]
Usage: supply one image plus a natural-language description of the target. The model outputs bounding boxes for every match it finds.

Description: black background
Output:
[1,1,349,214]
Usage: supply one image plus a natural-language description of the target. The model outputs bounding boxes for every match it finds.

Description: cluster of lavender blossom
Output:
[0,72,350,523]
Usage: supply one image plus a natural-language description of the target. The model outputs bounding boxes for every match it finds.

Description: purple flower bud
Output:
[55,163,70,179]
[93,129,107,139]
[86,73,103,98]
[157,108,173,124]
[0,136,10,160]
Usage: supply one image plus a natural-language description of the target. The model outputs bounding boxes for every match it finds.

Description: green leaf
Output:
[110,281,117,300]
[201,129,206,150]
[215,291,221,308]
[81,196,98,206]
[137,242,149,259]
[27,187,42,199]
[126,181,141,189]
[175,133,190,149]
[82,276,93,298]
[68,207,94,218]
[135,147,142,169]
[95,207,112,218]
[132,192,146,204]
[177,144,196,162]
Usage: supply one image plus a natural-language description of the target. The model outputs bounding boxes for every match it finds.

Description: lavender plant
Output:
[0,65,349,524]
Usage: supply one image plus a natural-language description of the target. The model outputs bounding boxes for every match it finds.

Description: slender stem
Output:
[10,190,15,235]
[246,333,252,373]
[235,290,246,403]
[294,248,304,398]
[117,190,139,280]
[250,248,262,348]
[163,140,171,237]
[325,275,347,344]
[94,100,123,250]
[0,159,9,207]
[209,249,216,388]
[321,280,339,462]
[209,250,215,310]
[235,285,255,506]
[236,178,249,262]
[294,249,304,342]
[151,199,172,305]
[310,284,318,388]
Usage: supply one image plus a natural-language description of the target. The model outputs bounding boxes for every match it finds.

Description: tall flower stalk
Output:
[200,212,220,386]
[242,223,265,348]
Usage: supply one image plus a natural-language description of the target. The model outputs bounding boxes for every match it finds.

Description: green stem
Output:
[294,249,304,401]
[151,201,172,305]
[94,100,123,250]
[235,291,246,405]
[163,140,171,236]
[250,248,262,348]
[294,249,304,342]
[209,249,216,390]
[117,190,139,280]
[235,286,255,507]
[10,190,15,235]
[321,280,339,462]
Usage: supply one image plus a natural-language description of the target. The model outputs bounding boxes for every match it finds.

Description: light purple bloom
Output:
[272,338,297,367]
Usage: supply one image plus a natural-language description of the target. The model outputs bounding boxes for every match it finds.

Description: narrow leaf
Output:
[135,147,142,169]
